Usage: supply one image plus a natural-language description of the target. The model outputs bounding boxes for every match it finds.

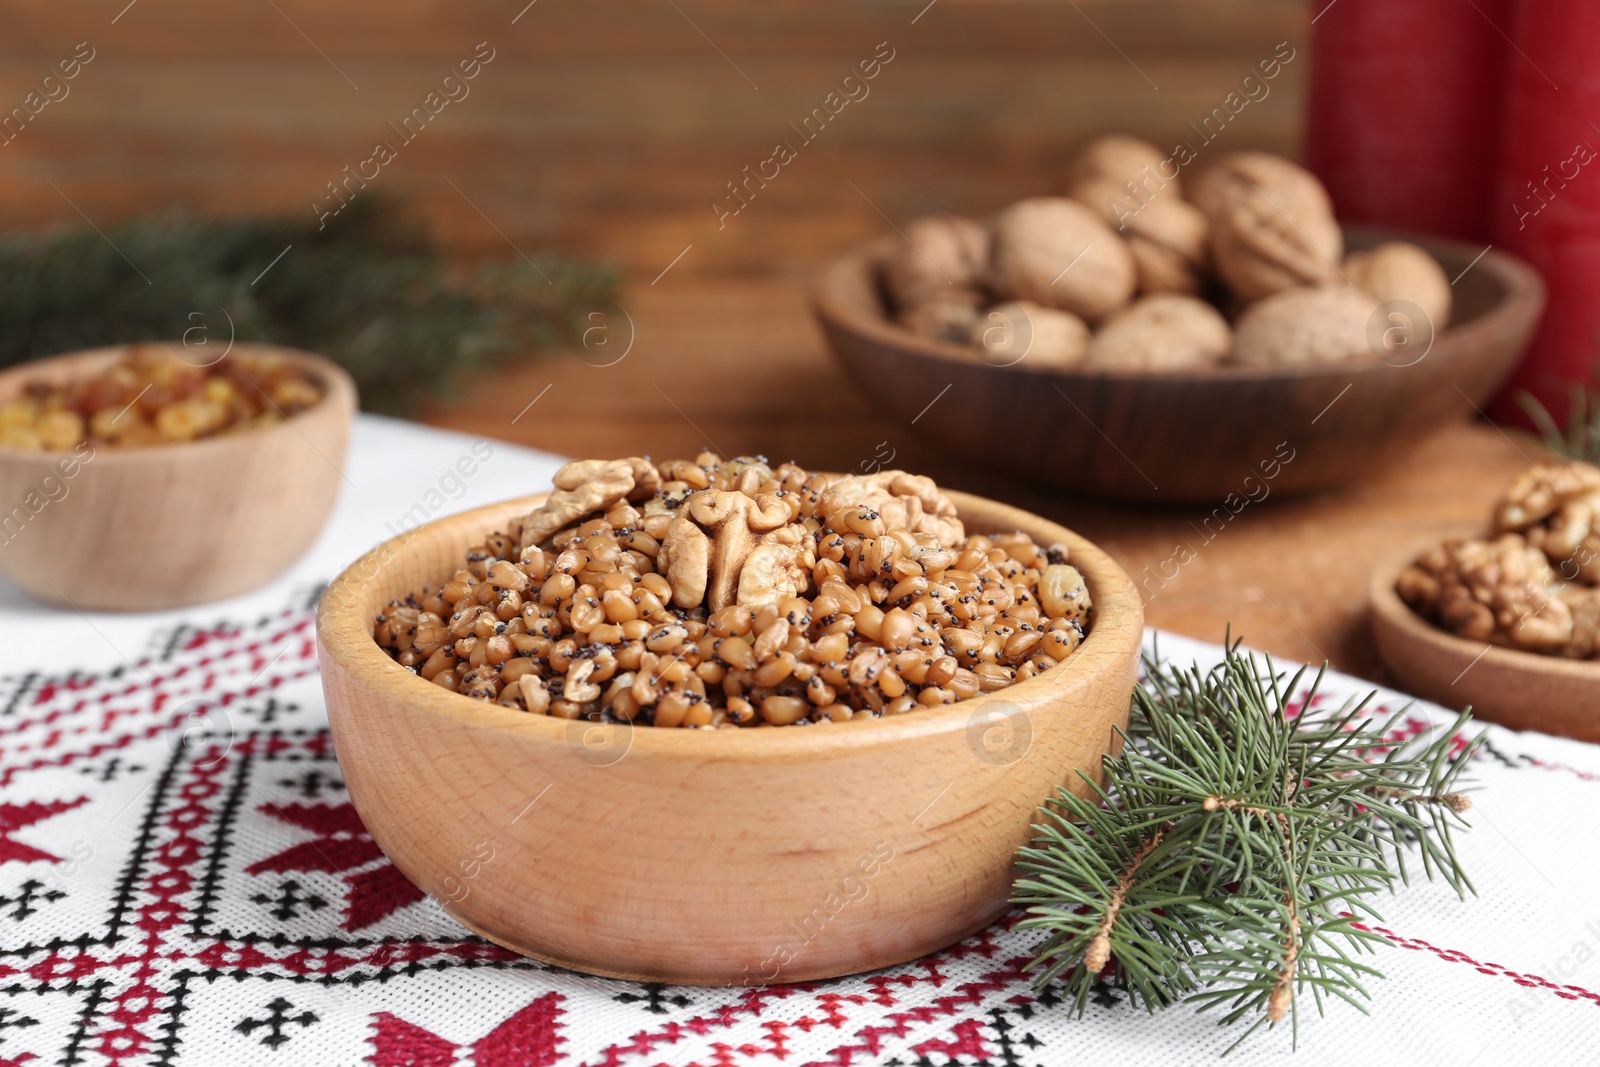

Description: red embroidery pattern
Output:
[1353,920,1600,1009]
[247,801,425,931]
[0,798,88,865]
[0,601,1594,1065]
[0,609,317,786]
[1521,756,1600,784]
[367,993,567,1067]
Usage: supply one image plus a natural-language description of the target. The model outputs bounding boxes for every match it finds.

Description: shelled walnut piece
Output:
[1397,460,1600,660]
[1493,461,1600,584]
[1396,535,1579,654]
[0,345,323,451]
[373,455,1094,727]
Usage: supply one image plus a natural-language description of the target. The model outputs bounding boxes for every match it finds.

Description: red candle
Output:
[1307,0,1510,242]
[1490,0,1600,420]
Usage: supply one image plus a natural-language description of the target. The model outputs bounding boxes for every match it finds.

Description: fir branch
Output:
[1085,823,1169,974]
[0,198,618,416]
[1516,361,1600,465]
[1012,637,1481,1049]
[1362,785,1471,812]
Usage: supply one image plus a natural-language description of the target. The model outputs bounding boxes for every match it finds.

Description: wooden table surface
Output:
[424,275,1542,694]
[0,1,1305,277]
[0,0,1535,696]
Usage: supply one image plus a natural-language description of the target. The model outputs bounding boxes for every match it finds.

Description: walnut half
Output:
[520,457,644,550]
[1493,461,1600,584]
[1397,534,1573,653]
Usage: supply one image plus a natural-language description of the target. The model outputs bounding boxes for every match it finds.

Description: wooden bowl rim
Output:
[812,228,1546,385]
[0,342,358,462]
[1368,557,1600,687]
[317,487,1144,761]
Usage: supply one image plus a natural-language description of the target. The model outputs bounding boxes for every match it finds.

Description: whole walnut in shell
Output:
[1344,241,1453,332]
[898,291,982,345]
[1493,460,1600,584]
[884,215,990,309]
[1064,134,1177,197]
[1082,295,1231,371]
[1232,284,1379,367]
[1189,153,1342,302]
[989,197,1136,323]
[1073,180,1209,296]
[969,301,1090,369]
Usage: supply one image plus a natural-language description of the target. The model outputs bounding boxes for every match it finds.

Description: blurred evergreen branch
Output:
[0,198,618,415]
[1518,374,1600,466]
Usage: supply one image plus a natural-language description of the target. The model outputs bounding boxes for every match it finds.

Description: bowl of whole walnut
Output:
[814,135,1546,502]
[317,454,1143,983]
[1371,458,1600,742]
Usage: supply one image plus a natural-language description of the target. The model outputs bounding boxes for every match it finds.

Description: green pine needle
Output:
[0,197,619,416]
[1516,366,1600,465]
[1012,636,1481,1051]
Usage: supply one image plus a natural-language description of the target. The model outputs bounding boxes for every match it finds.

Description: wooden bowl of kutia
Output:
[0,341,355,611]
[813,135,1545,503]
[317,455,1143,984]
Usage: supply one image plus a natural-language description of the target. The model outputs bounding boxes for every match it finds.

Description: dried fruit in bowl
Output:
[0,344,323,451]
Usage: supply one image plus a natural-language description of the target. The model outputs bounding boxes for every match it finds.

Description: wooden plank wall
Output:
[0,0,1307,279]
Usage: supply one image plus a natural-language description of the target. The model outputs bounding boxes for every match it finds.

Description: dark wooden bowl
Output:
[813,228,1545,503]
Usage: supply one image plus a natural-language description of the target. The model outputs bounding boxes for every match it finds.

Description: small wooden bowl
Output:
[0,343,356,611]
[1369,562,1600,742]
[814,227,1545,503]
[318,490,1143,984]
